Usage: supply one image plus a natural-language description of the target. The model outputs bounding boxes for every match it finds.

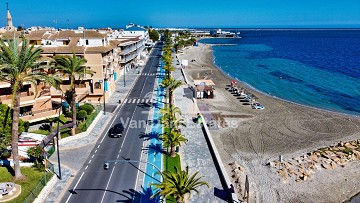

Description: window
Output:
[94,82,101,89]
[86,40,89,45]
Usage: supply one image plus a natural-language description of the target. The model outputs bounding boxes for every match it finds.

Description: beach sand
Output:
[177,43,360,203]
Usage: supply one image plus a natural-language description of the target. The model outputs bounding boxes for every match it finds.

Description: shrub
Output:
[79,104,94,115]
[343,147,353,155]
[65,110,72,118]
[77,110,87,121]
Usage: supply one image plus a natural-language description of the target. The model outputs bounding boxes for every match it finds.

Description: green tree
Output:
[159,131,187,157]
[27,145,45,171]
[0,104,28,151]
[151,166,209,203]
[53,53,94,136]
[0,37,60,180]
[148,28,160,42]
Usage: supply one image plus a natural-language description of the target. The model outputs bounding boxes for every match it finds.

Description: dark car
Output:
[109,123,124,137]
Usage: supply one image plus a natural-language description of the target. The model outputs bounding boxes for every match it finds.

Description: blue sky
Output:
[2,0,360,28]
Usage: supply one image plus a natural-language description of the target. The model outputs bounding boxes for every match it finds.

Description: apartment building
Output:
[0,27,148,123]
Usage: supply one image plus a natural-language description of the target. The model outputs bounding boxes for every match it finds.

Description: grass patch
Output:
[29,129,50,135]
[163,153,181,172]
[163,153,181,203]
[0,167,52,203]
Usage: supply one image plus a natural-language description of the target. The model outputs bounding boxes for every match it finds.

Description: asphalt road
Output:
[61,43,163,203]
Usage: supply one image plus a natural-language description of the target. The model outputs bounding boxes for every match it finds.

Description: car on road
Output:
[109,123,124,137]
[251,103,265,110]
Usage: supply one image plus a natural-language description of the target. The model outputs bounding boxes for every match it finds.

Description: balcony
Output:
[0,92,39,106]
[20,108,61,123]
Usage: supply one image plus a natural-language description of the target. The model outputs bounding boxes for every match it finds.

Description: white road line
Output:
[132,99,136,104]
[95,149,97,153]
[92,154,94,158]
[123,98,128,103]
[117,154,120,159]
[97,145,100,149]
[85,165,88,170]
[65,171,85,203]
[89,160,92,164]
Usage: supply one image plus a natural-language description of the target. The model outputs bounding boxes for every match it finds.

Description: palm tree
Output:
[53,53,94,136]
[159,130,187,157]
[151,166,209,203]
[161,78,182,106]
[159,105,186,130]
[0,37,60,180]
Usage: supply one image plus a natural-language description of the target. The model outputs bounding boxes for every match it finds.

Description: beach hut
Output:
[193,79,215,99]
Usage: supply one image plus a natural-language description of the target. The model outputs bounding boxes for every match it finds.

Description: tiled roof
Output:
[47,30,106,40]
[41,46,85,54]
[0,31,22,39]
[28,30,48,40]
[85,45,113,53]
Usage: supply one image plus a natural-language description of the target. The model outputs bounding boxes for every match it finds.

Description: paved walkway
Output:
[173,65,227,202]
[45,70,142,203]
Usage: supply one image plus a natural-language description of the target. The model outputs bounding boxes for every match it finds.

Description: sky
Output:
[2,0,360,29]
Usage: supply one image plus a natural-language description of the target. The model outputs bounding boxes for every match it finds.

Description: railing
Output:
[23,171,54,203]
[21,109,61,123]
[79,107,100,132]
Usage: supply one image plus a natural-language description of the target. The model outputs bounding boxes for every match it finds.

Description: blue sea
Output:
[199,29,360,116]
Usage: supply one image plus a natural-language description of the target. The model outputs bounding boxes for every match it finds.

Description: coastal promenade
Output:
[172,61,228,202]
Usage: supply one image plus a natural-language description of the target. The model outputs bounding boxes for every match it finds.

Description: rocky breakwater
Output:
[268,140,360,182]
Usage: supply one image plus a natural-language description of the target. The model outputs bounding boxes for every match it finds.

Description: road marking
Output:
[97,145,100,149]
[132,99,136,104]
[85,165,88,170]
[117,154,120,158]
[95,149,97,153]
[65,171,85,203]
[89,160,92,164]
[101,46,160,202]
[92,154,94,158]
[123,98,128,103]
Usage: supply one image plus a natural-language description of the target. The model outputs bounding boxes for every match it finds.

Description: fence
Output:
[79,107,100,132]
[23,171,53,203]
[47,145,55,158]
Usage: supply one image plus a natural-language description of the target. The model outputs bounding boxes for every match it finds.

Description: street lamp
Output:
[103,68,108,115]
[55,92,63,180]
[123,65,126,87]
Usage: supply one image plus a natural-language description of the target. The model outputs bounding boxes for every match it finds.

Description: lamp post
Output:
[55,92,63,180]
[123,65,126,87]
[103,68,108,115]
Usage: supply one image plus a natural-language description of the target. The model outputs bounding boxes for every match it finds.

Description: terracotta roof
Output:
[0,31,22,39]
[85,45,113,53]
[41,46,85,54]
[28,31,48,40]
[83,30,105,38]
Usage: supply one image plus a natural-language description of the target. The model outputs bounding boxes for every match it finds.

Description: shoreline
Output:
[177,43,360,203]
[202,41,360,118]
[209,51,360,119]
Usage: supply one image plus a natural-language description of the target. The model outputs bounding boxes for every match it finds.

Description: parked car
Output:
[109,123,124,137]
[252,103,265,110]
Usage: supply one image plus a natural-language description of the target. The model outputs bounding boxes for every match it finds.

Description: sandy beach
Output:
[177,43,360,203]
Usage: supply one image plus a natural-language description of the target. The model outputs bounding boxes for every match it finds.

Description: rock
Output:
[331,161,337,169]
[345,143,357,149]
[353,151,360,160]
[309,155,318,161]
[277,169,288,180]
[322,163,331,169]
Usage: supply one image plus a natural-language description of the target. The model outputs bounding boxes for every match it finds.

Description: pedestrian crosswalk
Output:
[123,98,151,104]
[141,73,165,76]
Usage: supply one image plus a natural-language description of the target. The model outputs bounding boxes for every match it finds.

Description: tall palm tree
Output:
[53,53,94,136]
[161,78,182,106]
[0,37,60,180]
[151,166,209,203]
[159,105,186,130]
[159,130,187,157]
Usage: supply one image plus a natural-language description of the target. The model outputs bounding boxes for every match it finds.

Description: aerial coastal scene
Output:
[0,0,359,203]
